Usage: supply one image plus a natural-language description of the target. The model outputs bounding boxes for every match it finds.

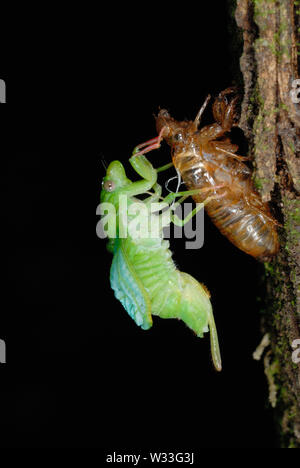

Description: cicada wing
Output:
[207,307,222,372]
[110,240,153,330]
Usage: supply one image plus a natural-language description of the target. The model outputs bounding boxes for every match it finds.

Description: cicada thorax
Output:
[172,140,280,261]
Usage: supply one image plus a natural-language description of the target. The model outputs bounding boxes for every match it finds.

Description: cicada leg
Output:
[120,153,158,198]
[131,126,166,157]
[143,183,163,205]
[212,86,240,131]
[143,162,174,203]
[162,185,225,205]
[215,146,250,162]
[122,143,173,200]
[156,162,174,173]
[171,188,227,227]
[150,185,227,227]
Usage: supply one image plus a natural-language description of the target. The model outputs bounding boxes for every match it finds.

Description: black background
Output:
[2,2,279,449]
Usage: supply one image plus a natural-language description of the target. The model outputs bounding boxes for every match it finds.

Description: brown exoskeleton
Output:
[135,88,280,261]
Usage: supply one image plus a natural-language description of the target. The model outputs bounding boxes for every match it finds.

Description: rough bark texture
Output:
[232,0,300,448]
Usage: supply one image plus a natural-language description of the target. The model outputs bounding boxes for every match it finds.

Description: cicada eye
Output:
[103,180,116,192]
[160,109,170,118]
[174,132,183,142]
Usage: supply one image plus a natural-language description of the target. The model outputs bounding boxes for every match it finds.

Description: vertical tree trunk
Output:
[232,0,300,448]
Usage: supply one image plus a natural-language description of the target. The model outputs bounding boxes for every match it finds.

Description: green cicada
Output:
[100,140,222,371]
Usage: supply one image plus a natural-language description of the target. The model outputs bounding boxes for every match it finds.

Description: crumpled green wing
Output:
[110,240,153,330]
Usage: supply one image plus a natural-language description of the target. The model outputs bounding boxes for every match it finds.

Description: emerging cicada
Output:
[154,88,280,261]
[100,147,223,371]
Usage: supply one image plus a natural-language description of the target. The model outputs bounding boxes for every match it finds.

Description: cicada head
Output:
[101,161,130,203]
[155,109,197,157]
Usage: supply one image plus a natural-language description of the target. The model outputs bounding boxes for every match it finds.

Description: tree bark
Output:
[231,0,300,448]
